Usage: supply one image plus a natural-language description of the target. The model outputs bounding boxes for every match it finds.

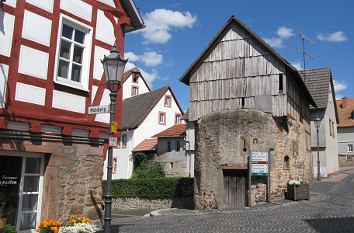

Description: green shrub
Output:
[103,177,194,199]
[131,161,165,179]
[1,224,16,233]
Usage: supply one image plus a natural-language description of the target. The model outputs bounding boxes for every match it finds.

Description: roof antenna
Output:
[299,32,314,72]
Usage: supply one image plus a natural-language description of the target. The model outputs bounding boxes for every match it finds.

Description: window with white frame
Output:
[131,86,139,96]
[348,144,353,153]
[56,17,92,89]
[175,114,181,124]
[159,112,166,125]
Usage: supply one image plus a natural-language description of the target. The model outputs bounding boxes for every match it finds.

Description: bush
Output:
[131,161,165,179]
[1,224,16,233]
[104,177,194,199]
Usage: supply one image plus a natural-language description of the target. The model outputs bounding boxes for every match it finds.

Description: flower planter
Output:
[0,217,7,229]
[287,183,309,201]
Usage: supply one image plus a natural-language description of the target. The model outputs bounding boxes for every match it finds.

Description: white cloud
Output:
[277,26,295,39]
[124,62,158,87]
[317,31,348,42]
[125,51,163,67]
[263,37,284,48]
[333,80,348,93]
[291,61,302,70]
[138,9,197,44]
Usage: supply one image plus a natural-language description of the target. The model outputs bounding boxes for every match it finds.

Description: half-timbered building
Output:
[180,16,316,209]
[0,0,143,230]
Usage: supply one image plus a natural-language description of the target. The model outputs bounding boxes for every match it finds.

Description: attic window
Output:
[164,95,172,107]
[132,73,139,83]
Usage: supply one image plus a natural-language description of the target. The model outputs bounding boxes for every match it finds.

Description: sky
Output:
[124,0,353,111]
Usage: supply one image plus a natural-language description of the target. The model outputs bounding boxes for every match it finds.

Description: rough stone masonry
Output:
[194,109,313,209]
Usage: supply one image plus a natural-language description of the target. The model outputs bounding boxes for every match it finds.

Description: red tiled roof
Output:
[132,138,157,152]
[153,124,186,138]
[336,98,354,127]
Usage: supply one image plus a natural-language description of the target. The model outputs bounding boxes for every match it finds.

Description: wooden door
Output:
[223,170,247,208]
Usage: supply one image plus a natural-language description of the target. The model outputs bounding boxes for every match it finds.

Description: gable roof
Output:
[179,16,316,107]
[120,0,145,33]
[132,138,157,152]
[153,124,186,138]
[299,68,339,122]
[336,98,354,128]
[121,86,183,130]
[122,67,151,91]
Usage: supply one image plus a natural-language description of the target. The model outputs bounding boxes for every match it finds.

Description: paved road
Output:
[111,168,354,233]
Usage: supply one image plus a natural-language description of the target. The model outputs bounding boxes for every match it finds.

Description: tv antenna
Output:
[299,32,314,71]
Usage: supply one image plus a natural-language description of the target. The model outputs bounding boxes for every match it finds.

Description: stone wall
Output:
[194,109,313,209]
[112,197,194,210]
[0,139,104,222]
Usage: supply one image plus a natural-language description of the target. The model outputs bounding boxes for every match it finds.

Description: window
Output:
[131,86,139,96]
[348,144,353,153]
[329,119,332,137]
[176,140,181,151]
[283,155,290,169]
[167,141,171,152]
[241,97,245,108]
[159,112,166,125]
[112,158,117,174]
[55,16,92,90]
[332,121,335,138]
[164,95,172,107]
[175,114,181,124]
[121,134,127,148]
[351,111,354,119]
[132,73,139,83]
[279,74,284,91]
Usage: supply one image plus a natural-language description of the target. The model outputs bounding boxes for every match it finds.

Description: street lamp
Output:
[101,43,128,233]
[314,116,321,181]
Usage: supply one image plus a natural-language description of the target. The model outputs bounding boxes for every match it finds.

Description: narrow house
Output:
[180,16,316,209]
[300,68,339,177]
[0,0,143,230]
[336,98,354,166]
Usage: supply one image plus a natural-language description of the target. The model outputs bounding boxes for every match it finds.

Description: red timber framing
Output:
[0,0,133,139]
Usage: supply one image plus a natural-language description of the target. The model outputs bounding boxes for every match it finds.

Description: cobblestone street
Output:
[111,168,354,233]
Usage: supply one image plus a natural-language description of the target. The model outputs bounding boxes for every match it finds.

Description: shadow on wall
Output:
[171,178,195,210]
[305,217,354,232]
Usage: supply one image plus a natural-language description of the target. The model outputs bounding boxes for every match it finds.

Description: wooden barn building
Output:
[180,16,316,209]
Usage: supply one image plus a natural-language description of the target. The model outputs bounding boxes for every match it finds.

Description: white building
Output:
[102,68,184,179]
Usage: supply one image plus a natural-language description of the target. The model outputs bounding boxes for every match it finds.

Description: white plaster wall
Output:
[0,64,9,108]
[18,46,49,79]
[323,83,339,175]
[22,10,52,46]
[15,83,46,106]
[97,0,115,7]
[0,11,15,57]
[91,85,98,103]
[95,89,110,123]
[4,0,16,7]
[60,0,92,22]
[93,46,109,80]
[338,127,354,156]
[26,0,54,13]
[312,150,327,177]
[122,74,150,100]
[103,130,134,180]
[52,90,85,113]
[95,10,115,45]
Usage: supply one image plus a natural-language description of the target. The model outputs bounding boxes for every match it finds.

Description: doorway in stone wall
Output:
[222,169,247,208]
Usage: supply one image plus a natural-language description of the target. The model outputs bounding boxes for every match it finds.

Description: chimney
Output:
[342,97,348,109]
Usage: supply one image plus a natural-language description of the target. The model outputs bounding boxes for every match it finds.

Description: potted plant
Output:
[287,180,309,201]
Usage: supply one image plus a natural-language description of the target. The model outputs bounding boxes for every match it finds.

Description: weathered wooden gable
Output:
[189,23,288,121]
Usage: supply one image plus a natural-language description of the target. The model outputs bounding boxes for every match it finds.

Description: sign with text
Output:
[111,121,117,133]
[88,105,110,114]
[251,151,269,176]
[109,137,118,147]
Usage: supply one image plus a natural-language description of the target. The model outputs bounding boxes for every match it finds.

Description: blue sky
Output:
[125,0,353,110]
